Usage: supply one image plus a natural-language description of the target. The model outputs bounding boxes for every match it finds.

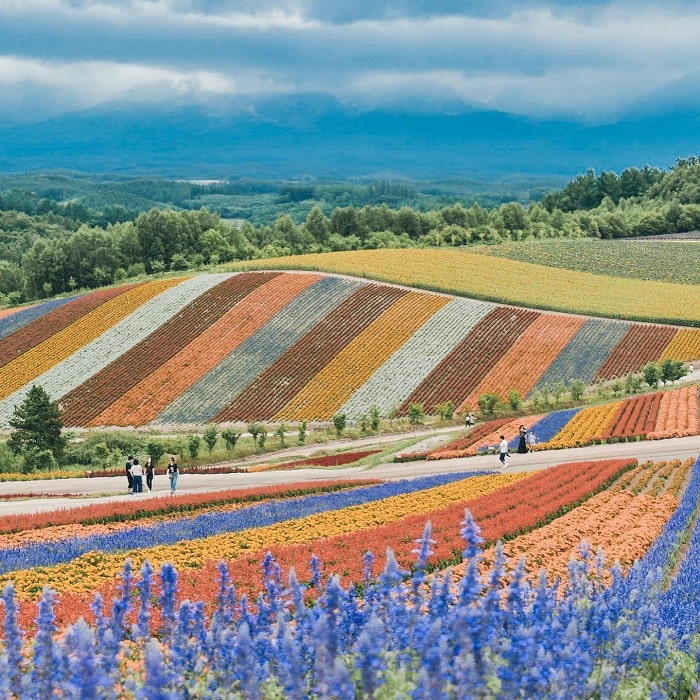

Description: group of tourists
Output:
[499,425,537,467]
[125,455,179,495]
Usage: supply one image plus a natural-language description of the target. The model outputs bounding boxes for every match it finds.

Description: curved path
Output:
[0,430,698,518]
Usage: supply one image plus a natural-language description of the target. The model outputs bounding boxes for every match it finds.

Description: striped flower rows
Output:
[0,276,219,425]
[647,385,700,440]
[0,457,631,634]
[422,386,699,461]
[459,313,586,412]
[528,318,631,396]
[479,458,690,586]
[339,296,494,418]
[0,271,697,427]
[273,291,450,421]
[93,272,324,427]
[59,272,280,426]
[155,275,365,425]
[594,322,678,380]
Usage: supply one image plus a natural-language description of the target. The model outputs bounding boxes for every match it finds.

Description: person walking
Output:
[499,435,510,467]
[125,455,134,493]
[131,457,144,494]
[527,430,537,453]
[144,456,155,492]
[167,456,179,495]
[517,425,528,454]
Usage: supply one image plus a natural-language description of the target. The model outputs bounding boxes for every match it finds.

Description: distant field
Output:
[227,248,700,326]
[473,239,700,285]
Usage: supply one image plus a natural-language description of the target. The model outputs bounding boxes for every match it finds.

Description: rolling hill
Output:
[0,259,697,429]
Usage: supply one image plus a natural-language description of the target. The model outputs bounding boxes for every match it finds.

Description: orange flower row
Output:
[647,386,700,439]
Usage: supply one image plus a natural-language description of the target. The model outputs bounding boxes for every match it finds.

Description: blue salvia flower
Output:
[410,521,435,599]
[110,559,133,645]
[0,655,12,698]
[172,600,198,675]
[310,553,323,589]
[31,586,60,698]
[61,617,105,699]
[274,616,309,698]
[138,639,175,700]
[1,582,24,696]
[0,473,481,576]
[413,619,452,700]
[232,621,262,699]
[325,655,355,700]
[158,562,178,642]
[136,560,154,640]
[354,614,387,699]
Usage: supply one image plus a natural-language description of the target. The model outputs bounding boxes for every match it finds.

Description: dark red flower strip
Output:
[399,306,540,414]
[644,392,662,433]
[260,449,382,470]
[594,323,677,381]
[0,285,141,370]
[214,284,409,421]
[431,417,514,453]
[60,272,278,426]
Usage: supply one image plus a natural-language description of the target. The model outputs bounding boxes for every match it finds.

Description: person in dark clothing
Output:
[145,456,155,492]
[517,425,528,454]
[125,455,134,493]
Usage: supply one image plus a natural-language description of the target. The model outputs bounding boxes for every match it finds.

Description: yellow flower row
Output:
[275,291,450,420]
[4,472,527,601]
[0,279,183,399]
[659,329,700,362]
[227,249,700,325]
[544,401,622,449]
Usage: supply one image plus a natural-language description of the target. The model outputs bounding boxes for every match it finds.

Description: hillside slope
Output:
[227,248,700,326]
[0,268,697,429]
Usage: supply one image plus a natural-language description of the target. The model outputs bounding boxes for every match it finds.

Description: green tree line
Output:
[1,158,700,304]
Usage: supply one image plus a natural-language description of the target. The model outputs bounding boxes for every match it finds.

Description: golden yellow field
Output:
[227,248,700,326]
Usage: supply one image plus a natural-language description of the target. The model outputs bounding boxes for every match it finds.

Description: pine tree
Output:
[7,385,66,460]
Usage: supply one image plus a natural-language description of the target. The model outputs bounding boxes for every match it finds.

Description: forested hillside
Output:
[0,158,699,305]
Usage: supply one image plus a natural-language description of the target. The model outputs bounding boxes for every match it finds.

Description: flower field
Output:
[3,454,700,696]
[0,266,697,427]
[418,385,700,460]
[228,248,700,325]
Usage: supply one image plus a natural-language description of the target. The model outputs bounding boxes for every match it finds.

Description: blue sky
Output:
[2,0,700,127]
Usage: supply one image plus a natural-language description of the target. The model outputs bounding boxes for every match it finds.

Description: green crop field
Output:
[473,238,700,285]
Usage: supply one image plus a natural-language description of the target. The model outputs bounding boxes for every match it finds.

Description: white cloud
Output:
[1,1,700,122]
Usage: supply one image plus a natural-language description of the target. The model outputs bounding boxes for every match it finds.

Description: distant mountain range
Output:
[1,94,699,179]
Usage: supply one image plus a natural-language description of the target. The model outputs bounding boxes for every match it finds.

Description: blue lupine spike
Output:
[310,554,323,589]
[136,560,153,639]
[2,582,24,696]
[31,586,59,697]
[110,559,133,644]
[158,562,179,642]
[138,639,175,700]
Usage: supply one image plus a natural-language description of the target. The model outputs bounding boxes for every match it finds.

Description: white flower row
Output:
[340,296,495,418]
[0,274,234,426]
[154,275,365,425]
